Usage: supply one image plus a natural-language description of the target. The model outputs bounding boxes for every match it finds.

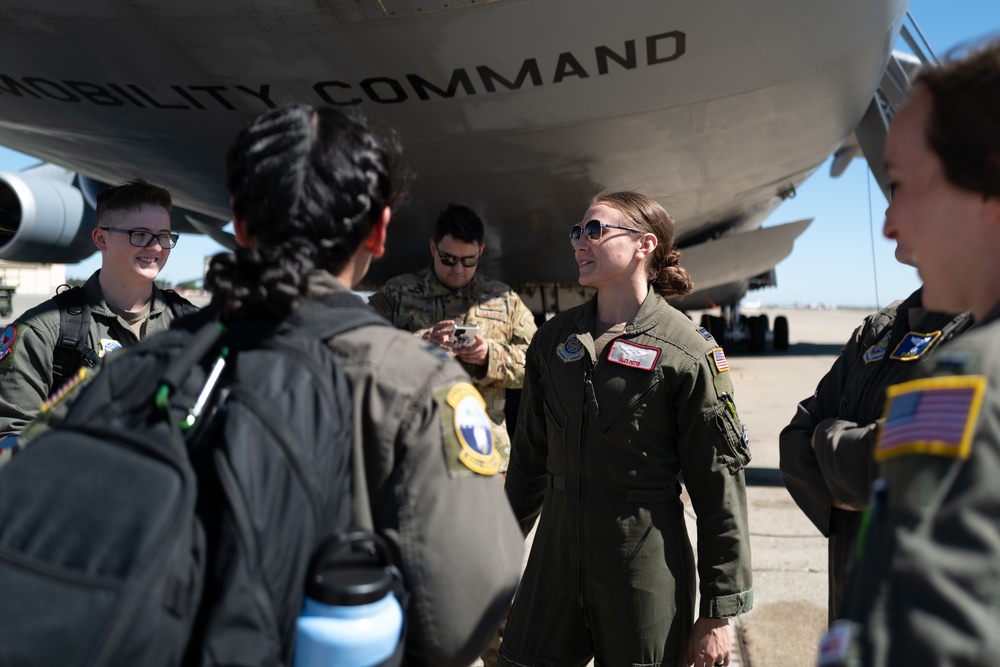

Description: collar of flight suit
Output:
[83,269,171,318]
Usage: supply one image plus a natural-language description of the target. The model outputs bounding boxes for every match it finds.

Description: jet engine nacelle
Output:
[0,166,97,263]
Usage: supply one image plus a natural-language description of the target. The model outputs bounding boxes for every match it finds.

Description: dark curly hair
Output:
[206,105,405,321]
[589,190,693,298]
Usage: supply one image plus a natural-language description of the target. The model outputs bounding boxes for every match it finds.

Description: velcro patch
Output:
[435,382,500,477]
[99,338,123,357]
[0,325,16,365]
[557,334,585,363]
[875,375,986,463]
[863,332,891,364]
[606,339,660,371]
[889,330,942,361]
[712,347,729,373]
[697,327,713,341]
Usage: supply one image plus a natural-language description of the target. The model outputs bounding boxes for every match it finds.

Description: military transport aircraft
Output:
[0,0,924,350]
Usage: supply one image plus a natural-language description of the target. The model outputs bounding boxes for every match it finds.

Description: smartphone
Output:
[451,324,480,348]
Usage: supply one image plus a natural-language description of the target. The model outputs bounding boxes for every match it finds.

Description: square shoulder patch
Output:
[875,375,986,463]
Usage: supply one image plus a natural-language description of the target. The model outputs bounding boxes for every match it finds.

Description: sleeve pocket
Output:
[705,402,751,474]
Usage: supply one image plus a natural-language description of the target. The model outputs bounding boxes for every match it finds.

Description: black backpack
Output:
[0,291,395,667]
[51,284,200,386]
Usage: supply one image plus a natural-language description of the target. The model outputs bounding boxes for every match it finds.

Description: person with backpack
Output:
[208,104,523,665]
[0,177,197,453]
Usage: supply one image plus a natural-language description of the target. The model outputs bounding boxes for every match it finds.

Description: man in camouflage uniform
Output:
[369,203,537,475]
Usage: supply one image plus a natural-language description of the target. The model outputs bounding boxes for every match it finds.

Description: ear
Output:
[635,232,658,260]
[92,226,108,252]
[429,238,437,257]
[233,217,254,248]
[363,206,391,258]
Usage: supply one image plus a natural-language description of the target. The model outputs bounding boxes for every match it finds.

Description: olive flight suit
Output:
[0,270,195,438]
[779,288,973,619]
[822,299,1000,667]
[369,268,536,471]
[501,291,753,667]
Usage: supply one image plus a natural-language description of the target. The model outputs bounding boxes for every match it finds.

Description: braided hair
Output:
[207,105,404,321]
[589,190,694,298]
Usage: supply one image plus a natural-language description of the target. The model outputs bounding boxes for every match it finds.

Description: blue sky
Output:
[1,0,998,306]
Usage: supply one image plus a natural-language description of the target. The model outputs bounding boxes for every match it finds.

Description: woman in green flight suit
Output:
[500,191,754,667]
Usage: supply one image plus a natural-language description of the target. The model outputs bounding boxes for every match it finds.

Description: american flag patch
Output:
[713,347,729,373]
[875,375,986,462]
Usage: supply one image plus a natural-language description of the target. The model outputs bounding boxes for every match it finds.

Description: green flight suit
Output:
[369,268,537,471]
[0,270,195,437]
[779,288,973,620]
[312,272,524,665]
[829,299,1000,667]
[501,291,753,667]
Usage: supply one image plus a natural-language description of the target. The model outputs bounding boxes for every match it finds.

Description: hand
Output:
[423,320,456,348]
[687,617,731,667]
[833,501,862,511]
[453,335,489,366]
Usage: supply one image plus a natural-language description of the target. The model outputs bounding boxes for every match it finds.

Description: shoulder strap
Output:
[161,289,201,318]
[52,286,100,385]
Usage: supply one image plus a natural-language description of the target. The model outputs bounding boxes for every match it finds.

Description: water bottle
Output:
[294,531,404,667]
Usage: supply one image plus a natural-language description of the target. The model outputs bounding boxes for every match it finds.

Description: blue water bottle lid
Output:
[306,532,397,606]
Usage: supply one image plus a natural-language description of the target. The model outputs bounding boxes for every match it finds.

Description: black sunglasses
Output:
[437,250,480,267]
[100,227,179,249]
[569,219,642,245]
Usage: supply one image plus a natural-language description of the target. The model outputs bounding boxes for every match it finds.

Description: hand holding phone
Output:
[451,324,480,349]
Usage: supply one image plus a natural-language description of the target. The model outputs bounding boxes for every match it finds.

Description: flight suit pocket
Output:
[705,401,751,474]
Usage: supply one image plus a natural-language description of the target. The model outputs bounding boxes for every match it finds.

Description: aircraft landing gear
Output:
[699,306,791,354]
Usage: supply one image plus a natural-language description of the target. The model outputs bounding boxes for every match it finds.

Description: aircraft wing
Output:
[0,0,909,310]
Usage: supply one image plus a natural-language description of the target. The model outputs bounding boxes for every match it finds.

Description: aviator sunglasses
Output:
[437,249,481,268]
[99,227,179,249]
[569,219,642,245]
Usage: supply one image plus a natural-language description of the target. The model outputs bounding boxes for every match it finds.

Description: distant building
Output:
[0,262,66,295]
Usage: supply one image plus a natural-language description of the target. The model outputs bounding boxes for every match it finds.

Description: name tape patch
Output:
[606,339,660,371]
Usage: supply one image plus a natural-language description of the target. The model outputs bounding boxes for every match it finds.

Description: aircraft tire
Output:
[709,315,727,350]
[749,316,767,353]
[774,315,790,351]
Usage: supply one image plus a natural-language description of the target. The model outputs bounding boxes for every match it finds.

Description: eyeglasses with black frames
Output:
[569,219,642,246]
[99,227,179,249]
[437,250,480,268]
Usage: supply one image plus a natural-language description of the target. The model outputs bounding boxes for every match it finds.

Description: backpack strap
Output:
[160,289,201,318]
[52,286,101,386]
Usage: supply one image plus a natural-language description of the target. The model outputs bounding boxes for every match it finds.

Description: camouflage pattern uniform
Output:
[369,267,537,471]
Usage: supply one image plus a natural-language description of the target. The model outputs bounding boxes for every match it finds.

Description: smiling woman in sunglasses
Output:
[500,190,754,667]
